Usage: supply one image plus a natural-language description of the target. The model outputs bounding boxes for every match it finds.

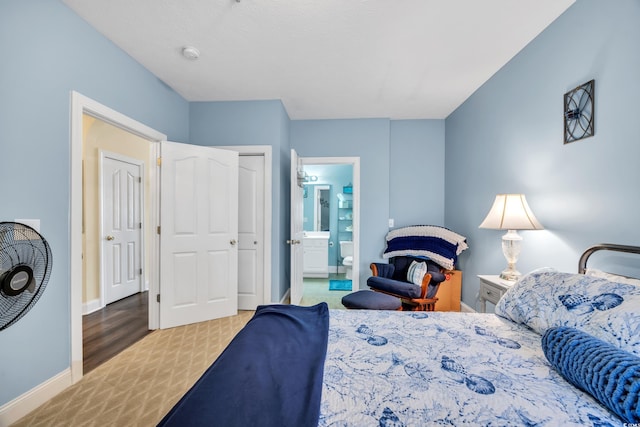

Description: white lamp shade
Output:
[479,194,543,230]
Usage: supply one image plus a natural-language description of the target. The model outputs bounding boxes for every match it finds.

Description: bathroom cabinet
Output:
[303,235,329,278]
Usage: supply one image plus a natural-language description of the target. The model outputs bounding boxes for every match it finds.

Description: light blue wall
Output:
[445,0,640,310]
[189,100,291,302]
[390,120,445,227]
[291,119,449,287]
[290,120,391,287]
[0,0,189,406]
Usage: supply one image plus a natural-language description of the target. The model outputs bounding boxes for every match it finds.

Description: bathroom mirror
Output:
[314,185,331,232]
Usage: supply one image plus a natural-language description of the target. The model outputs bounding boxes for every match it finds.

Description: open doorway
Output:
[81,115,153,373]
[70,91,167,383]
[298,158,360,309]
[70,93,273,382]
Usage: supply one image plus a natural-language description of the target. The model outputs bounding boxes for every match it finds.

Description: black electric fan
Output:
[0,222,52,330]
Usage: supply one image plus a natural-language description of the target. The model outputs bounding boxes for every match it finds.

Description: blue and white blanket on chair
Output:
[383,225,468,270]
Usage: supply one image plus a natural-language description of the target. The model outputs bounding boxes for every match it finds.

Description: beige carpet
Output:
[14,280,348,426]
[12,311,254,427]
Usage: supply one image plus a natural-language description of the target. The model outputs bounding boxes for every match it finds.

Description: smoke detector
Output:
[182,46,200,60]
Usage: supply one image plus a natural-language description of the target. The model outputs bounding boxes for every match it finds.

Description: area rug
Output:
[12,311,254,427]
[329,279,352,291]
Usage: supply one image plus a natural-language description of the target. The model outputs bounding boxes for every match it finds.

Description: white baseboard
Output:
[0,368,72,426]
[280,289,290,304]
[82,298,102,315]
[83,287,150,315]
[460,301,476,313]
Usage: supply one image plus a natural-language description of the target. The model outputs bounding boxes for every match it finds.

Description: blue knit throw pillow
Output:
[542,326,640,422]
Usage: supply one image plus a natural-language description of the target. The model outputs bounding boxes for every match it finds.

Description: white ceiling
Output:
[63,0,574,120]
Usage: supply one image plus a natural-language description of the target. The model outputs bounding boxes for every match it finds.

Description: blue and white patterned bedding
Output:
[496,270,640,356]
[320,310,622,426]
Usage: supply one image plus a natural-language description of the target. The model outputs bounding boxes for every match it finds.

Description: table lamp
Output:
[479,194,544,281]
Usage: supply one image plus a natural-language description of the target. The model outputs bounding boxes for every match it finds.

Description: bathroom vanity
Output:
[303,232,329,278]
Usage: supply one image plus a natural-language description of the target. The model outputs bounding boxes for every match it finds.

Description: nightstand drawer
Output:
[477,275,514,313]
[479,282,503,304]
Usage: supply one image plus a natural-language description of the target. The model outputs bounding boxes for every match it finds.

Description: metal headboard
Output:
[578,243,640,274]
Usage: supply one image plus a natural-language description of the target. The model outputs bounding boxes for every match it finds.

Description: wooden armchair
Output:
[367,256,446,311]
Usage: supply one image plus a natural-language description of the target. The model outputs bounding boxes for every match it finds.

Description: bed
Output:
[158,244,640,426]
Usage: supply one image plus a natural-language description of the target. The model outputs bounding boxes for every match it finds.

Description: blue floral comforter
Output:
[320,310,622,426]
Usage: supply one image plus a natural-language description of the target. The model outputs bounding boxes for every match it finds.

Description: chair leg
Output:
[402,301,429,311]
[412,299,437,311]
[372,290,437,312]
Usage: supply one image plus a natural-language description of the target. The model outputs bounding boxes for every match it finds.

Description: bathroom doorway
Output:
[299,158,359,309]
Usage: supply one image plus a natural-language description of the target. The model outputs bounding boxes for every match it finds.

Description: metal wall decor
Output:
[564,79,595,144]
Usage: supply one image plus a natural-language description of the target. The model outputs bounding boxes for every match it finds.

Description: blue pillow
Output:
[542,326,640,423]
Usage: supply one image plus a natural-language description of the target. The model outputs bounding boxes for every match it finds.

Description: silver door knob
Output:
[230,239,237,245]
[286,239,301,245]
[106,235,115,241]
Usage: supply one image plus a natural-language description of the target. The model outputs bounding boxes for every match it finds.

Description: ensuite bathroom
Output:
[300,163,354,308]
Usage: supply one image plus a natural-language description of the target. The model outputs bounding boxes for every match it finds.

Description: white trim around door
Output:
[300,156,360,291]
[70,91,166,384]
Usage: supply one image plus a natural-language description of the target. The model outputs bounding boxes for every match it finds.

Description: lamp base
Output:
[500,265,521,281]
[500,230,523,281]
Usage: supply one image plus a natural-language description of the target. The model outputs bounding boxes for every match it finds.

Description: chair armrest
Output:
[419,273,433,298]
[367,276,422,299]
[423,268,446,299]
[370,263,395,279]
[426,265,446,283]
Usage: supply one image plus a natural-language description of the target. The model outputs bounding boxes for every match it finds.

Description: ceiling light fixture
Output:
[182,46,200,60]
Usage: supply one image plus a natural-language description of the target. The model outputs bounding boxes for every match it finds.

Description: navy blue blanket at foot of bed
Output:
[157,303,330,427]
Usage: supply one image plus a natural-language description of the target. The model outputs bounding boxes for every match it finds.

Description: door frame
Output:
[218,145,272,304]
[98,150,145,307]
[300,157,360,290]
[70,91,166,383]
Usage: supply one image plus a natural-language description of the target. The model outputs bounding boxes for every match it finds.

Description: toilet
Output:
[339,241,354,279]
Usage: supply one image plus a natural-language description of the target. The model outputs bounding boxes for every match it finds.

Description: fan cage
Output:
[0,222,52,331]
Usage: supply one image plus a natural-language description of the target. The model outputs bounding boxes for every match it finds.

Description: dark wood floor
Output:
[83,291,150,374]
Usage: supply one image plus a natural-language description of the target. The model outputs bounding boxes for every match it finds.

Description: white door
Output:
[101,152,143,304]
[237,155,265,310]
[159,141,239,329]
[289,149,304,305]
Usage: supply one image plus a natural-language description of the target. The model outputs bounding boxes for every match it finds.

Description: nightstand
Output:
[435,270,462,312]
[478,275,515,313]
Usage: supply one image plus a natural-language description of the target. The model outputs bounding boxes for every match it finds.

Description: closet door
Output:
[237,155,265,310]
